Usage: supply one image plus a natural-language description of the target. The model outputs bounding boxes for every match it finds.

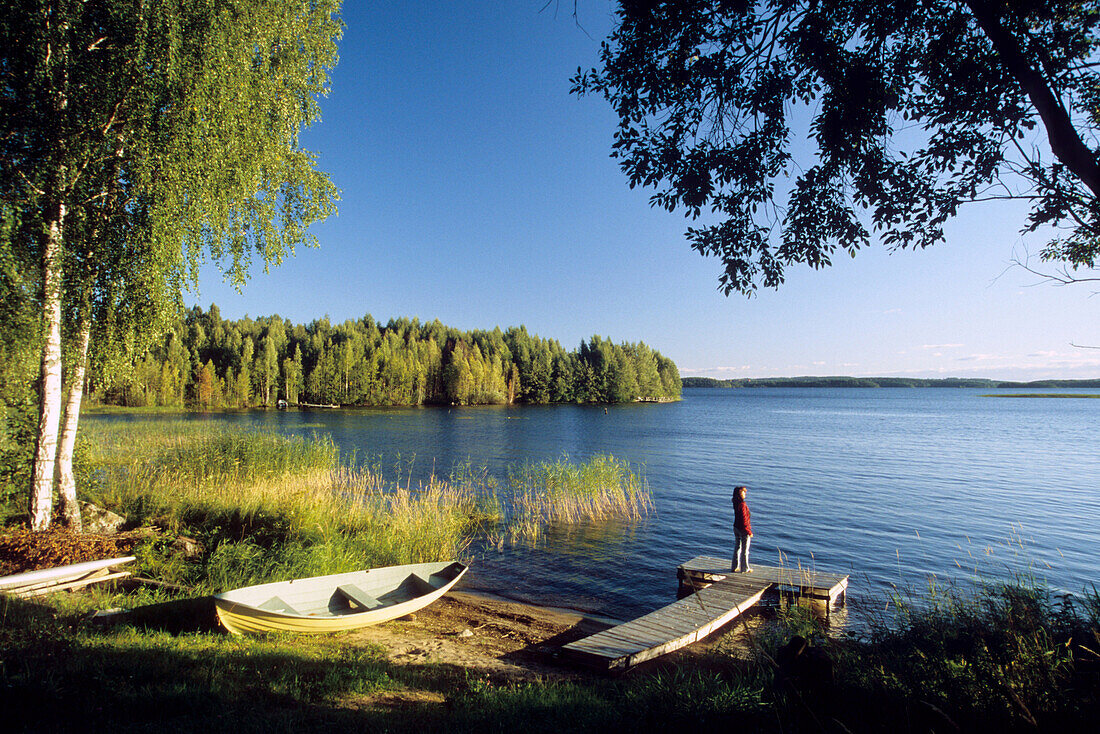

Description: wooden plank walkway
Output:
[562,556,848,670]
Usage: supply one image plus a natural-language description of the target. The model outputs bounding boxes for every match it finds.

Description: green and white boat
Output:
[213,561,468,634]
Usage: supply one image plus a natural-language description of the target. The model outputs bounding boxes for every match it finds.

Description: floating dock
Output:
[562,555,848,670]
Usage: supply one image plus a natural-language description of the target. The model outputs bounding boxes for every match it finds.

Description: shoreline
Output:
[453,589,629,629]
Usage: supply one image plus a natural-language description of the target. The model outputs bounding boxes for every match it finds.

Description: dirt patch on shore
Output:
[343,591,610,685]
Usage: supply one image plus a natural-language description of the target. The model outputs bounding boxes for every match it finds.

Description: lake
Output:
[89,388,1100,621]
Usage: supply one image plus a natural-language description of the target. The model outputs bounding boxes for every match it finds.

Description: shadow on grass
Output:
[123,595,221,634]
[0,595,441,733]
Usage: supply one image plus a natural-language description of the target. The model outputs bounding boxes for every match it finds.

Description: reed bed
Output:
[79,422,497,592]
[503,454,653,544]
[82,420,338,477]
[75,423,650,591]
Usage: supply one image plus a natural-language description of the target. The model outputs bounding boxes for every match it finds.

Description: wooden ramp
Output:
[562,556,848,670]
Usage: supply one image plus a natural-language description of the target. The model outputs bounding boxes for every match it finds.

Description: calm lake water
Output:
[89,388,1100,621]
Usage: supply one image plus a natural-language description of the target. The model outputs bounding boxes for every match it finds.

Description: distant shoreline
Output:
[681,376,1100,389]
[983,393,1100,399]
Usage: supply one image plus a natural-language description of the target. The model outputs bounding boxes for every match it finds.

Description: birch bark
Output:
[56,313,90,531]
[30,203,65,530]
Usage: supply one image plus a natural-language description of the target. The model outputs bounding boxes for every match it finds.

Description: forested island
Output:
[100,306,681,408]
[681,376,1100,389]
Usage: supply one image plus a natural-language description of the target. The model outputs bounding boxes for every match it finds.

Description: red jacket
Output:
[734,497,752,536]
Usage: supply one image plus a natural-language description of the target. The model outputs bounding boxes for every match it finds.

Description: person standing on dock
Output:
[732,485,753,572]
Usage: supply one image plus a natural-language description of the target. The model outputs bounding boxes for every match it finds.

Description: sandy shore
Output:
[342,591,611,684]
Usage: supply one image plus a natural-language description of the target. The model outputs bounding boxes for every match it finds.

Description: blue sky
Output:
[192,2,1099,381]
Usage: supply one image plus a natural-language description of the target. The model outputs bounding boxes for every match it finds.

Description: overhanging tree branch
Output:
[965,0,1100,199]
[574,1,1100,294]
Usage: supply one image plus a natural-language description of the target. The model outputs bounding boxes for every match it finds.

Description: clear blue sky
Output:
[192,2,1099,381]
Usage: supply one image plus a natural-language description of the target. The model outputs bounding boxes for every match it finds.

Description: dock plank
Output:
[679,557,849,599]
[615,617,689,637]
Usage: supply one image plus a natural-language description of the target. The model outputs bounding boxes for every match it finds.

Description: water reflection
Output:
[529,517,648,559]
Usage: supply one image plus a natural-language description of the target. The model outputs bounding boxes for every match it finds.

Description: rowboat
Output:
[0,556,136,598]
[213,560,468,634]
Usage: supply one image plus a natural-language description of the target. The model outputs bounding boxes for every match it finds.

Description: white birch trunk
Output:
[31,203,66,531]
[56,314,90,531]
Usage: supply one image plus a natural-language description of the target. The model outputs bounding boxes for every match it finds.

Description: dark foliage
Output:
[573,1,1100,294]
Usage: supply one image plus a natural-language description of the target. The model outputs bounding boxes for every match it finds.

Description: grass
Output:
[0,595,416,733]
[0,421,659,732]
[828,579,1100,732]
[6,579,1096,733]
[6,576,1097,732]
[24,421,651,595]
[76,422,500,592]
[443,580,1100,734]
[3,542,1099,732]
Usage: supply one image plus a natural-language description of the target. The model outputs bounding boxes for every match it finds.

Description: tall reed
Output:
[78,422,652,590]
[504,454,653,543]
[79,421,497,592]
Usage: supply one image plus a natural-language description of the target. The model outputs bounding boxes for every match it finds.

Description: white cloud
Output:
[683,365,754,376]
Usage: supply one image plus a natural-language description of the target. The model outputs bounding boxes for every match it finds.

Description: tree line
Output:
[102,305,682,408]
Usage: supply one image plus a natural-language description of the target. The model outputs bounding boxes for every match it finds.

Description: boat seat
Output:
[258,596,300,615]
[407,574,436,594]
[336,584,383,610]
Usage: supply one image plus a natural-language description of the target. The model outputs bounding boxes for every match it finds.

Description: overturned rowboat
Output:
[0,556,136,598]
[213,561,468,634]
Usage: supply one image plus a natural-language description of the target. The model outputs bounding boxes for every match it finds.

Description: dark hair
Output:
[734,485,747,495]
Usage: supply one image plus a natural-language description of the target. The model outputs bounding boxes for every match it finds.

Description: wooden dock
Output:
[562,556,848,670]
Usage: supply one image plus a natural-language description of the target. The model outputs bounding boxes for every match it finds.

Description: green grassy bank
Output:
[3,577,1098,732]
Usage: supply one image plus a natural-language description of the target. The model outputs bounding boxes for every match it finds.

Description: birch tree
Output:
[0,0,341,529]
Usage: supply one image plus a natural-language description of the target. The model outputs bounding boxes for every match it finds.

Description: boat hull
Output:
[213,561,467,634]
[0,556,136,597]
